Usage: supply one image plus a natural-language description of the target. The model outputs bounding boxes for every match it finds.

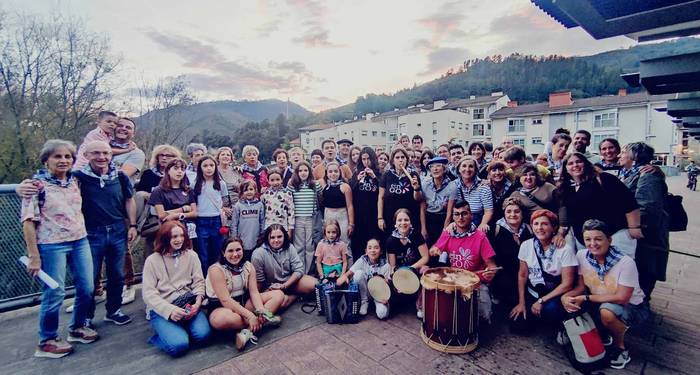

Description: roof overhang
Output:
[531,0,700,41]
[621,52,700,94]
[667,93,700,117]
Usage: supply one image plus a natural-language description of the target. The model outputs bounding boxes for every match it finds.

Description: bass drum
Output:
[420,267,480,354]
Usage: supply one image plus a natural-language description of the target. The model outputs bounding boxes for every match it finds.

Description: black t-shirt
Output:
[562,172,638,244]
[74,171,133,229]
[135,169,162,193]
[385,230,425,267]
[148,187,195,211]
[379,170,421,226]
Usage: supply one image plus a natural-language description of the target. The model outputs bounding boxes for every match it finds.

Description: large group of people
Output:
[19,111,674,370]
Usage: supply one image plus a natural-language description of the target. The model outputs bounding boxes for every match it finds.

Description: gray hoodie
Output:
[251,244,305,289]
[231,199,265,251]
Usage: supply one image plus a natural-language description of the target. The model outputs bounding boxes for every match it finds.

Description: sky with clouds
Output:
[5,0,637,112]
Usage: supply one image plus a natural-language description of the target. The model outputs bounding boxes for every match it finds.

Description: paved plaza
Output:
[1,175,698,374]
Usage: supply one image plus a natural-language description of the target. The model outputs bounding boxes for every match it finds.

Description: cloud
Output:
[144,30,225,68]
[286,0,342,48]
[316,96,340,104]
[485,5,633,56]
[415,1,468,48]
[256,19,280,37]
[421,47,470,76]
[144,29,321,98]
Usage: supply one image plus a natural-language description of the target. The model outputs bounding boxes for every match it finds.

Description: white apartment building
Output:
[490,91,682,164]
[298,93,511,153]
[299,116,387,152]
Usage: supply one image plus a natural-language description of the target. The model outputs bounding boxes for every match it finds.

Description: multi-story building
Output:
[299,93,510,153]
[490,90,681,164]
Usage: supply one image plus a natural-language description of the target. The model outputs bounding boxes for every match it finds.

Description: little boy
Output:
[336,239,391,319]
[74,111,133,170]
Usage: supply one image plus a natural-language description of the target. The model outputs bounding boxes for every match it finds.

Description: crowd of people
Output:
[19,113,674,370]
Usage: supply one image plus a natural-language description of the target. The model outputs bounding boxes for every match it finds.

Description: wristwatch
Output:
[178,213,186,221]
[537,298,545,305]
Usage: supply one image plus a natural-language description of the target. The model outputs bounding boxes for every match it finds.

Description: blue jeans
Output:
[87,221,127,317]
[148,311,211,357]
[196,216,224,276]
[38,237,94,342]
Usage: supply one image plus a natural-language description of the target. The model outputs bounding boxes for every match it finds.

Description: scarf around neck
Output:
[362,254,387,269]
[321,238,340,246]
[223,260,245,274]
[33,169,74,188]
[533,238,556,267]
[391,227,413,242]
[586,245,624,281]
[81,162,119,188]
[618,164,641,180]
[496,217,525,238]
[109,140,130,149]
[242,162,264,174]
[450,223,477,238]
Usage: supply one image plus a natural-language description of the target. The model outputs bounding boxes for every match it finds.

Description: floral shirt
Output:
[261,187,295,230]
[21,179,87,244]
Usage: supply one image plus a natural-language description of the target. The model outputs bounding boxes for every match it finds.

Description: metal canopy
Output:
[622,52,700,94]
[531,0,700,41]
[667,93,700,117]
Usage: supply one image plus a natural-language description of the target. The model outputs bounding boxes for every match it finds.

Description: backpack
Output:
[665,193,688,232]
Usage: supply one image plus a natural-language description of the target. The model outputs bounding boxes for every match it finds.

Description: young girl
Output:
[336,238,391,319]
[320,162,354,263]
[194,156,229,276]
[261,170,295,240]
[288,161,321,273]
[315,220,348,279]
[231,181,265,260]
[350,147,381,261]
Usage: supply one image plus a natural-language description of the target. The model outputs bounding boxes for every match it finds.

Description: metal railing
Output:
[0,184,145,312]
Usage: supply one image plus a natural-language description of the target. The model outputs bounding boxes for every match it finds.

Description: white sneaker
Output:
[359,301,369,316]
[416,309,424,319]
[235,329,258,351]
[121,286,136,305]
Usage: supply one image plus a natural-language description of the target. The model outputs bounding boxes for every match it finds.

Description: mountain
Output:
[318,37,700,121]
[136,98,312,136]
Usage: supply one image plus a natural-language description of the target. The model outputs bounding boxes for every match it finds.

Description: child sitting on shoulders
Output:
[336,238,391,318]
[74,111,133,170]
[315,220,348,279]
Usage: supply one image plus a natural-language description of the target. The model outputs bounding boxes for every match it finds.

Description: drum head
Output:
[368,276,391,301]
[393,268,420,294]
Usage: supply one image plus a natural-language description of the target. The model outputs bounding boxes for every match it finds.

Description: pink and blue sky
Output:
[5,0,636,111]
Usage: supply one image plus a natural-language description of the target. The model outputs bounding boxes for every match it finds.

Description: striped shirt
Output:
[451,177,493,213]
[292,182,319,217]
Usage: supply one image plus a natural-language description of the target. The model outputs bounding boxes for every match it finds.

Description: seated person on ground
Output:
[336,238,391,319]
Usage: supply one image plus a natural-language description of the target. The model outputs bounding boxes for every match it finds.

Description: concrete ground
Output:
[1,175,698,375]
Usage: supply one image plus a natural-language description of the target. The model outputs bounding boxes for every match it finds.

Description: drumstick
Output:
[475,266,503,274]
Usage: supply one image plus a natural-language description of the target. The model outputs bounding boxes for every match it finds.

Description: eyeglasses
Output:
[159,154,177,158]
[452,211,471,217]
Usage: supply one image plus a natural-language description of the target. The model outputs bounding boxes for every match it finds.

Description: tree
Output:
[0,12,117,183]
[132,75,197,156]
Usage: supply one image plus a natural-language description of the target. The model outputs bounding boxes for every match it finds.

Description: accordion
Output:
[316,281,360,324]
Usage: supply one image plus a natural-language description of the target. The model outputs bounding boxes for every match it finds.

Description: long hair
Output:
[257,223,292,250]
[154,221,192,254]
[419,149,435,174]
[288,161,315,191]
[323,161,342,185]
[389,148,410,170]
[358,147,380,175]
[194,155,221,196]
[467,142,486,162]
[557,152,597,196]
[159,158,191,191]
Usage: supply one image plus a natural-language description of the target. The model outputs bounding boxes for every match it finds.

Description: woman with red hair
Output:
[142,221,210,357]
[509,209,577,341]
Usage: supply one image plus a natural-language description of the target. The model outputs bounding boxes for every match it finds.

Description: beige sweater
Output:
[142,250,205,319]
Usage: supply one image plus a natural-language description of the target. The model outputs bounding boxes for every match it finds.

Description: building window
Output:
[507,119,525,133]
[532,118,542,125]
[389,132,397,141]
[320,137,325,141]
[473,108,484,119]
[473,123,485,136]
[594,112,617,128]
[382,131,387,137]
[432,122,438,135]
[486,123,492,136]
[531,137,543,144]
[417,123,422,127]
[372,131,377,136]
[361,130,368,136]
[305,138,310,144]
[451,121,456,129]
[458,123,463,130]
[432,139,437,149]
[513,138,525,147]
[593,132,618,150]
